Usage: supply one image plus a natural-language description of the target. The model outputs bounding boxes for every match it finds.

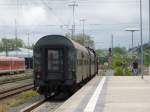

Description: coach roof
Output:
[35,35,88,53]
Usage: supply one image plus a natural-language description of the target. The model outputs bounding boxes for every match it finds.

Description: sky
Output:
[0,0,149,49]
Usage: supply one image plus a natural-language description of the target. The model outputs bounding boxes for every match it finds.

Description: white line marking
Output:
[84,76,106,112]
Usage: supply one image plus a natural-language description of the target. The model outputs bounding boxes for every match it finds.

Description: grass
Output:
[0,103,8,112]
[0,90,39,112]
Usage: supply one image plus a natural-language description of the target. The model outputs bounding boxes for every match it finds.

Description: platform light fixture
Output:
[125,28,139,50]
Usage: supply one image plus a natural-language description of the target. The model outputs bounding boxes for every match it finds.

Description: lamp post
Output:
[139,0,144,79]
[125,28,139,76]
[125,28,139,49]
[149,0,150,43]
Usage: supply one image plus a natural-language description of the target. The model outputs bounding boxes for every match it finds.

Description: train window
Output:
[0,61,9,66]
[47,50,63,72]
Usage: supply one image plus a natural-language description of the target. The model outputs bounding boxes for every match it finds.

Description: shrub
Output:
[114,67,123,76]
[9,90,39,107]
[113,59,122,68]
[124,67,132,76]
[0,90,39,112]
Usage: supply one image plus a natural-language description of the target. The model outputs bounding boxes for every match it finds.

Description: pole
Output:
[131,31,134,49]
[27,33,30,50]
[140,0,144,79]
[27,33,30,69]
[15,19,17,46]
[82,20,85,38]
[111,34,114,55]
[69,2,78,39]
[111,34,114,67]
[16,0,19,43]
[73,5,75,37]
[15,0,19,56]
[14,19,18,56]
[131,31,134,60]
[80,19,87,44]
[149,0,150,43]
[68,28,74,38]
[125,29,139,60]
[5,43,8,56]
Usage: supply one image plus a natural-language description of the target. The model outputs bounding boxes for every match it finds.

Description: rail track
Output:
[21,98,63,112]
[0,83,33,100]
[0,69,32,77]
[0,71,33,85]
[0,75,32,85]
[21,98,47,112]
[21,94,64,112]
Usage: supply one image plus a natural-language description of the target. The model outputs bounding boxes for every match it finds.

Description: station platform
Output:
[55,72,150,112]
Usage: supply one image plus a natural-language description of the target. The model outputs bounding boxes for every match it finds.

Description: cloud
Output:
[0,0,149,48]
[20,6,47,25]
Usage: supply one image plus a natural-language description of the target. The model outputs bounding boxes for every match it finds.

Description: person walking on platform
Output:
[132,60,138,76]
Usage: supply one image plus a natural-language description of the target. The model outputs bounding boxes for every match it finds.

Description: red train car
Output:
[0,56,25,74]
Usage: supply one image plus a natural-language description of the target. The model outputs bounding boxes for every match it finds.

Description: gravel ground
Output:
[0,79,33,92]
[6,92,66,112]
[8,95,44,112]
[8,96,64,112]
[32,101,63,112]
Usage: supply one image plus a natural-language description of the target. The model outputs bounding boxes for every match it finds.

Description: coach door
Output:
[47,49,64,80]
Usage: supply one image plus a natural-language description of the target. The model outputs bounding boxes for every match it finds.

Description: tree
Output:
[135,43,150,66]
[65,33,95,49]
[0,38,24,51]
[95,49,107,57]
[113,47,127,55]
[24,43,35,49]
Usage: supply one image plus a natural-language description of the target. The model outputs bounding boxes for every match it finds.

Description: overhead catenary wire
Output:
[0,0,147,6]
[0,0,149,45]
[40,0,65,25]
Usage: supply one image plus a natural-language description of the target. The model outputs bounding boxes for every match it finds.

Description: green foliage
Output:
[113,59,122,68]
[99,57,108,64]
[0,38,24,51]
[124,67,132,76]
[113,52,132,76]
[0,90,39,112]
[134,43,150,67]
[24,43,34,49]
[143,47,150,66]
[113,47,127,55]
[114,67,132,76]
[95,49,107,57]
[114,67,123,76]
[65,33,95,48]
[0,38,34,52]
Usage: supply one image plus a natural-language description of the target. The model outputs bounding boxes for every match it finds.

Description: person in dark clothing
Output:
[132,61,138,75]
